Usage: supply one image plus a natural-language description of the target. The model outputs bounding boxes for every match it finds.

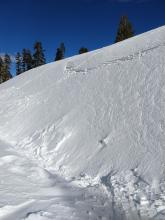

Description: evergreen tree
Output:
[22,49,26,72]
[21,49,33,72]
[33,41,46,67]
[60,42,65,58]
[0,57,3,83]
[4,54,12,79]
[55,48,63,61]
[16,52,22,75]
[0,54,12,83]
[115,15,134,43]
[26,49,33,70]
[55,42,65,61]
[79,47,88,54]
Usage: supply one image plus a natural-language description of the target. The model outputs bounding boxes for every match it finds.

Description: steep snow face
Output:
[0,26,165,220]
[0,26,165,185]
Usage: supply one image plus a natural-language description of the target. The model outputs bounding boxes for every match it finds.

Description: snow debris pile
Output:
[0,26,165,219]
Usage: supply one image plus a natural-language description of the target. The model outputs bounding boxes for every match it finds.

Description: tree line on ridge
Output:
[0,15,134,84]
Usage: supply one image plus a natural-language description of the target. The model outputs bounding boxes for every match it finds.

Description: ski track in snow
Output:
[0,26,165,219]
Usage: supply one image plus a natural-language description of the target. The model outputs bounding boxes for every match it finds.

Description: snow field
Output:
[0,26,165,219]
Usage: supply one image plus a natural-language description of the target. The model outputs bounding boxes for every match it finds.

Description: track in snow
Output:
[0,141,165,220]
[0,26,165,220]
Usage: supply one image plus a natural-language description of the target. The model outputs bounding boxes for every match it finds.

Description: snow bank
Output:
[0,26,165,186]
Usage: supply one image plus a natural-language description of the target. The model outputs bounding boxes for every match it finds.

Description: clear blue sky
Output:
[0,0,164,75]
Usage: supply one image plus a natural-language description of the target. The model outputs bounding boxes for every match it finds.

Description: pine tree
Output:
[115,15,134,43]
[0,54,12,83]
[33,41,46,67]
[4,54,12,79]
[22,49,26,72]
[21,49,34,72]
[0,57,3,83]
[55,48,63,61]
[55,42,65,61]
[16,52,22,75]
[26,49,33,70]
[79,47,88,54]
[60,42,65,58]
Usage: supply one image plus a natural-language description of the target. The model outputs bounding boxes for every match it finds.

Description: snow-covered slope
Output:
[0,26,165,220]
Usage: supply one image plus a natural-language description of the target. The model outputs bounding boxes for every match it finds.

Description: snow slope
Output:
[0,26,165,219]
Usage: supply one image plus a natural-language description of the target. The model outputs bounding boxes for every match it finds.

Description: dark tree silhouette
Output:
[55,43,65,61]
[79,47,88,54]
[33,41,46,67]
[22,49,26,72]
[0,54,12,83]
[16,52,22,75]
[26,49,33,70]
[0,57,3,83]
[115,15,134,43]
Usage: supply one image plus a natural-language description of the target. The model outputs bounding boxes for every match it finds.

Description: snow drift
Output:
[0,26,165,183]
[0,25,165,220]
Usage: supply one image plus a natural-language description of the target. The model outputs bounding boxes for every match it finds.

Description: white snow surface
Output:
[0,26,165,219]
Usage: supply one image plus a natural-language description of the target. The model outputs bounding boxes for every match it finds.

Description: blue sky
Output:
[0,0,164,75]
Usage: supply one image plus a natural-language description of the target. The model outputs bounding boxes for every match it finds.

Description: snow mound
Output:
[0,26,165,220]
[0,26,165,188]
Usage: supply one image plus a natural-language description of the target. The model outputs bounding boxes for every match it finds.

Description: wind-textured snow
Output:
[0,26,165,220]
